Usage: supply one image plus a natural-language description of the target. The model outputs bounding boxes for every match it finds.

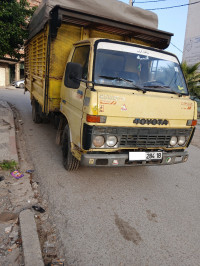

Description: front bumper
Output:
[81,150,189,167]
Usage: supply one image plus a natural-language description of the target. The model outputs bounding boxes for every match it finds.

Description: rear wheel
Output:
[61,124,80,171]
[32,100,42,124]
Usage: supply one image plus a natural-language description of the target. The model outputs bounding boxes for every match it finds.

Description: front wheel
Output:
[61,125,80,171]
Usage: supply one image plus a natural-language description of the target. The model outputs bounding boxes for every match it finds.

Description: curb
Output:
[0,99,44,265]
[8,103,18,164]
[19,209,44,266]
[0,100,18,163]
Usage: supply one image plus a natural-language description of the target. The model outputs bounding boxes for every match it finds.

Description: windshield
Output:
[94,42,188,95]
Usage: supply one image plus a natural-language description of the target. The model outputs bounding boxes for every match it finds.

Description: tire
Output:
[53,114,60,129]
[61,124,80,171]
[32,100,42,124]
[19,83,24,89]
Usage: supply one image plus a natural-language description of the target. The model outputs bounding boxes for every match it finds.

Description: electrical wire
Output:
[132,1,186,56]
[170,42,183,53]
[146,0,200,10]
[135,0,169,3]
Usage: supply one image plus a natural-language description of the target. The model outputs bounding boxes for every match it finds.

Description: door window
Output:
[72,46,90,79]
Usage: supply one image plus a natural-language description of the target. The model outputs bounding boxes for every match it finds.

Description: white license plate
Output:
[129,151,162,161]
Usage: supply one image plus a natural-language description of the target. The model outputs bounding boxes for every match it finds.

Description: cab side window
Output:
[72,46,90,79]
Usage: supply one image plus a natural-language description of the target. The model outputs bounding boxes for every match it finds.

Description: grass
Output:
[0,160,17,171]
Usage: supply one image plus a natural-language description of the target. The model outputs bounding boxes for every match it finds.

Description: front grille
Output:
[120,134,171,147]
[82,124,193,149]
[93,127,193,148]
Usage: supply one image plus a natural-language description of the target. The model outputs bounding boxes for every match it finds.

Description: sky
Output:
[120,0,189,62]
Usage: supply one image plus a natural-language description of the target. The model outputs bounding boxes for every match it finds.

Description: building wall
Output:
[17,0,41,7]
[183,0,200,65]
[5,66,10,85]
[27,0,41,7]
[0,66,6,86]
[0,63,10,86]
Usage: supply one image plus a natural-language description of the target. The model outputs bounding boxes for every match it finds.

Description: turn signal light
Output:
[187,120,197,126]
[86,115,106,123]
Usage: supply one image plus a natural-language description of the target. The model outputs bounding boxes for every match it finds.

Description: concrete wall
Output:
[183,0,200,66]
[15,63,20,82]
[5,66,10,85]
[0,62,21,86]
[27,0,41,7]
[0,63,10,86]
[0,66,6,86]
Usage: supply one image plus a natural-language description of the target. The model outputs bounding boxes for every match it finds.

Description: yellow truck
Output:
[25,0,197,170]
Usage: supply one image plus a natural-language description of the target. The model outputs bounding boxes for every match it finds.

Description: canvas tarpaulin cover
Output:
[29,0,158,39]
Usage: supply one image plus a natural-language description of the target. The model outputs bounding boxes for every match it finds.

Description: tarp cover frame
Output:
[29,0,173,49]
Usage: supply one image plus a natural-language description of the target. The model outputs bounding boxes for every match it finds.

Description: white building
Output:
[183,0,200,66]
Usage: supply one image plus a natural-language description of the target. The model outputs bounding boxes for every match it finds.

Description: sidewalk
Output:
[0,100,18,164]
[0,100,44,266]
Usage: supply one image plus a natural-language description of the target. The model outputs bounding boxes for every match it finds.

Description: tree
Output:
[181,61,200,98]
[0,0,35,60]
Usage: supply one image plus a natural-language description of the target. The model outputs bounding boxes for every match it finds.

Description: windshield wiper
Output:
[143,85,182,97]
[99,75,133,83]
[165,89,183,97]
[143,85,170,89]
[99,75,146,93]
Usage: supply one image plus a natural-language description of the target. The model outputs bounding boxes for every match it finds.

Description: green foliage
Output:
[0,0,35,59]
[181,61,200,98]
[0,160,17,171]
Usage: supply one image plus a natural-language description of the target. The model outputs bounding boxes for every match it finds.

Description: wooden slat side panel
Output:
[48,23,82,111]
[25,27,48,108]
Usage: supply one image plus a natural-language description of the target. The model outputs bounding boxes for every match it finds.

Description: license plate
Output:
[129,151,162,161]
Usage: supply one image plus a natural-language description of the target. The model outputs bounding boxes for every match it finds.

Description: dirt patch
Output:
[146,210,158,223]
[0,212,18,223]
[0,171,24,266]
[115,213,142,245]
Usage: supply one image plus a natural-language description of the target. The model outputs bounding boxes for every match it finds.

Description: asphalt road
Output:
[1,88,200,266]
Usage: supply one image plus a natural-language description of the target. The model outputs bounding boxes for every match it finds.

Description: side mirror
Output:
[64,62,83,89]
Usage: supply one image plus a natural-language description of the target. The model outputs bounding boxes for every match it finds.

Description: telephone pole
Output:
[129,0,135,6]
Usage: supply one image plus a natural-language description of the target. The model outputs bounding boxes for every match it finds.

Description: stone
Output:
[5,226,12,234]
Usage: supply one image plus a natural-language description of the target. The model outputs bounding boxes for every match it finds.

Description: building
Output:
[0,57,24,87]
[0,0,41,86]
[182,0,200,66]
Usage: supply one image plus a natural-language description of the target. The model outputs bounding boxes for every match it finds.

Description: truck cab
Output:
[60,38,197,169]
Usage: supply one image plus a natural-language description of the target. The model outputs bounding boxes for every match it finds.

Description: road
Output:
[1,88,200,266]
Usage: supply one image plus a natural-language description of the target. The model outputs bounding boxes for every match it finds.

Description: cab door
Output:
[61,45,90,147]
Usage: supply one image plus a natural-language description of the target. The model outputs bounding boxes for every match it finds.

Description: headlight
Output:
[93,135,105,147]
[170,136,177,146]
[178,136,186,146]
[187,120,197,126]
[106,136,118,147]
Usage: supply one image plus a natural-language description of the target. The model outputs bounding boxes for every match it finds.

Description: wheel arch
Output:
[60,113,73,142]
[56,113,73,145]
